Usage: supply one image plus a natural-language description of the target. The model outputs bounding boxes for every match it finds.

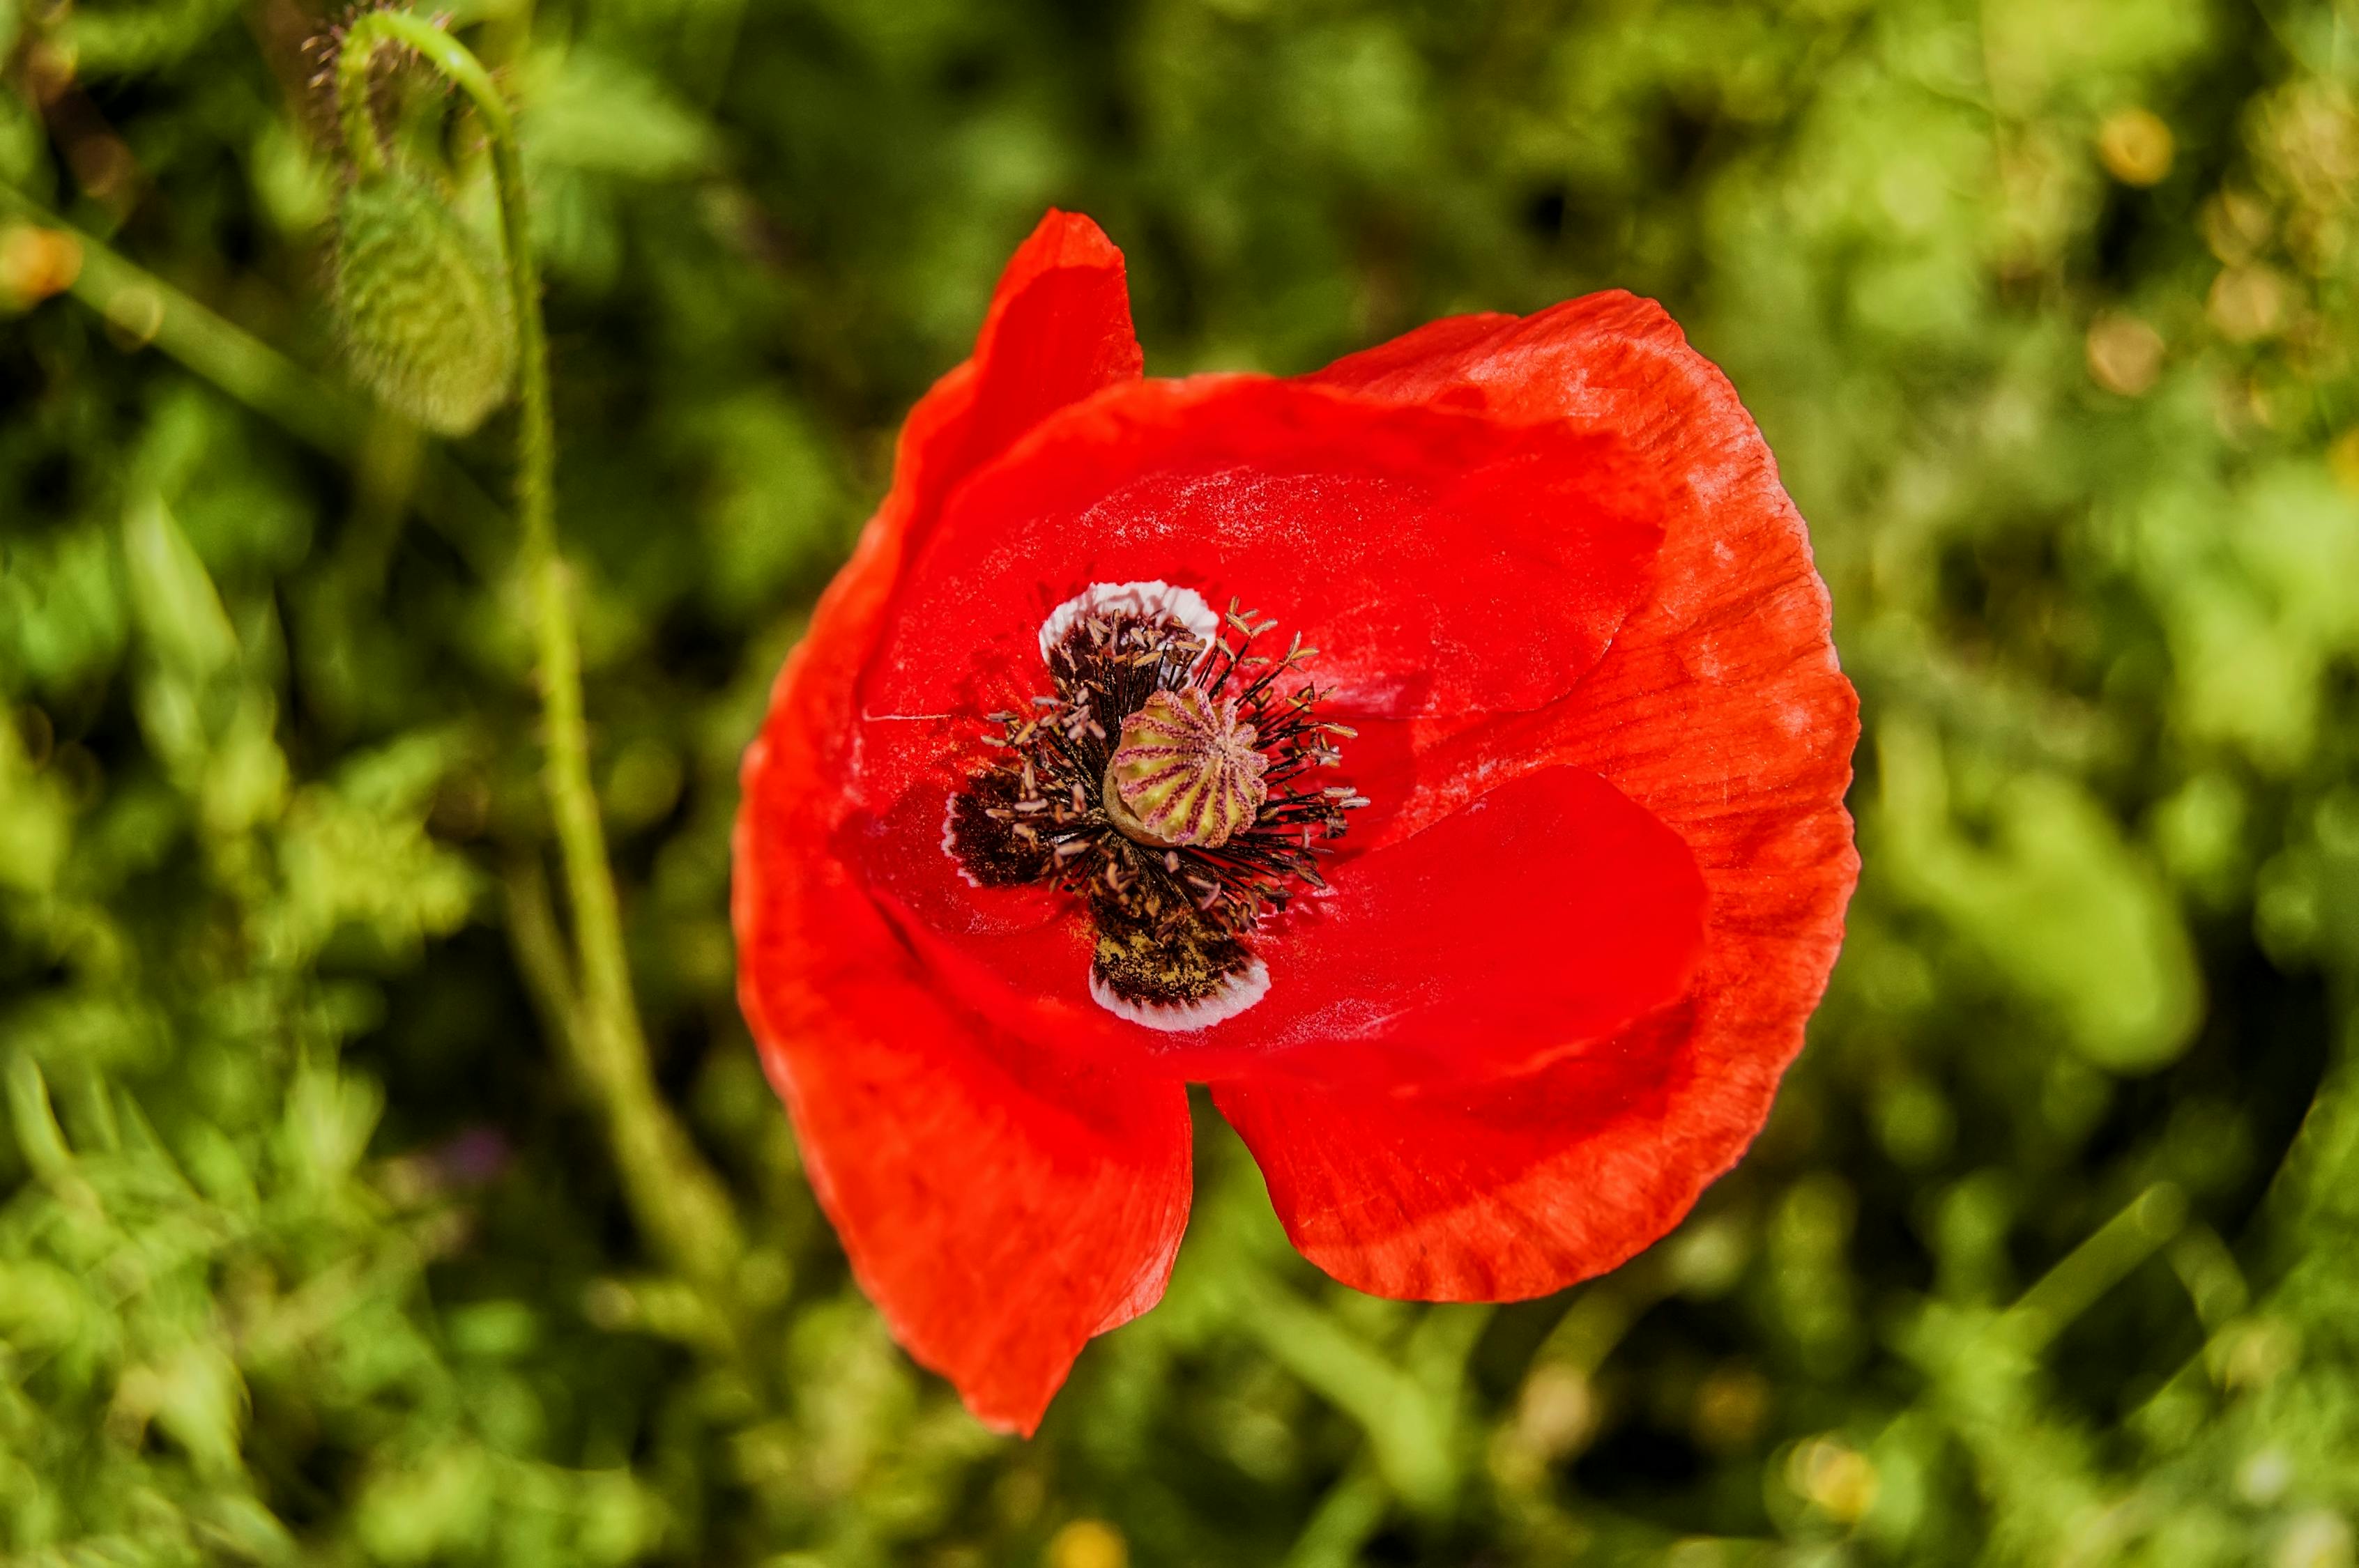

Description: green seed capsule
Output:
[1104,688,1269,849]
[332,170,516,436]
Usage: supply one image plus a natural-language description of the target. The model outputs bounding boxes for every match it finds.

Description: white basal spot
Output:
[940,793,984,886]
[1089,955,1271,1033]
[1039,581,1220,666]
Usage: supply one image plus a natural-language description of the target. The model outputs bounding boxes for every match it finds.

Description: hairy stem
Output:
[335,10,742,1288]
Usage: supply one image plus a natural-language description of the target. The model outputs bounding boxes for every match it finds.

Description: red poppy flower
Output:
[733,212,1858,1434]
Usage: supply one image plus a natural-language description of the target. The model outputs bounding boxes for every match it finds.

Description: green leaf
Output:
[121,493,236,684]
[521,49,719,180]
[1881,725,2203,1073]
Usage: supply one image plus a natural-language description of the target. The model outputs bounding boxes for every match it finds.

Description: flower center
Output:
[942,581,1365,1030]
[1102,688,1268,850]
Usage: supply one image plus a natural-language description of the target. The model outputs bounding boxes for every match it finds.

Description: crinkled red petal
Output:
[1214,292,1860,1300]
[857,373,1665,733]
[943,213,1145,528]
[733,212,1189,1433]
[1181,765,1707,1084]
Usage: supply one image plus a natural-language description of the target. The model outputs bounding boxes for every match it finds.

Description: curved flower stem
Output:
[1,183,354,454]
[335,10,742,1289]
[1281,1456,1387,1568]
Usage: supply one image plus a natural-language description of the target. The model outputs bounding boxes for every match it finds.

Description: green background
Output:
[5,0,2359,1562]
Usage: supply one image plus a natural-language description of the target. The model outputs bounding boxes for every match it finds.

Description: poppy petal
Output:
[857,374,1667,739]
[942,210,1145,518]
[1169,764,1705,1084]
[734,213,1187,1432]
[1213,292,1859,1300]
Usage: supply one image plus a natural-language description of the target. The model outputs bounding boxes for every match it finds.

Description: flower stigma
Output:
[1103,687,1268,849]
[943,581,1366,1031]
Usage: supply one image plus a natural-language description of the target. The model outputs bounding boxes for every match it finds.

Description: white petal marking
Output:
[1039,581,1219,666]
[1088,954,1271,1032]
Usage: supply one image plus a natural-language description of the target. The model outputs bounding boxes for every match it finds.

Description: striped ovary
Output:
[1106,689,1269,848]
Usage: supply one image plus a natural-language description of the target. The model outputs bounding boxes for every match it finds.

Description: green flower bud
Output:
[332,169,516,435]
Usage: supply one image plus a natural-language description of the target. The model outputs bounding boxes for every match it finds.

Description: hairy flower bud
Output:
[332,170,516,435]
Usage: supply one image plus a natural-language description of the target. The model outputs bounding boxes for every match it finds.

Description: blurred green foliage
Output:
[3,0,2358,1562]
